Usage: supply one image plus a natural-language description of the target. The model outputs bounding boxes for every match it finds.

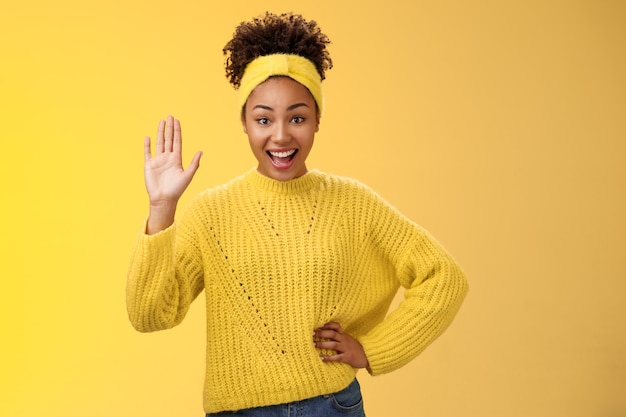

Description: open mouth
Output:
[267,149,298,168]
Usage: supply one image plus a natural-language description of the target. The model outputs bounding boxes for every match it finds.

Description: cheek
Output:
[247,134,266,154]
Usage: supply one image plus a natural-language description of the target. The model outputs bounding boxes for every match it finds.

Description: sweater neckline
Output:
[245,169,323,194]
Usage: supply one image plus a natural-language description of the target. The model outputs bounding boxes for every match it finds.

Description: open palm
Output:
[144,115,202,205]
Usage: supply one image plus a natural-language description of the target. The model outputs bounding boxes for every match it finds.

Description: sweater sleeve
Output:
[356,191,469,375]
[126,218,204,332]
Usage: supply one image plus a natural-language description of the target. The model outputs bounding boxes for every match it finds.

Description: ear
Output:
[315,114,320,133]
[241,112,248,134]
[240,105,248,133]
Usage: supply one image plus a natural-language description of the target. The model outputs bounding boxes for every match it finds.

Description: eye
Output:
[291,116,305,124]
[256,117,270,125]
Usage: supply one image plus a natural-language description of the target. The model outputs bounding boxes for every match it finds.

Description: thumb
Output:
[184,151,203,180]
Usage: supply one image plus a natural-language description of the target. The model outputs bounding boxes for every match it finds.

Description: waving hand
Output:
[144,115,202,234]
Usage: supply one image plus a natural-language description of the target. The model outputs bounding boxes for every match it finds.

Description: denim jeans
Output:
[206,379,365,416]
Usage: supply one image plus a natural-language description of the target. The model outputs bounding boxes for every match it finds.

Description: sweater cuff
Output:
[126,220,177,331]
[358,334,401,376]
[140,216,176,237]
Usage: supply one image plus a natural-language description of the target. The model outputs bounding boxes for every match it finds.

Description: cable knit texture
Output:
[126,169,468,413]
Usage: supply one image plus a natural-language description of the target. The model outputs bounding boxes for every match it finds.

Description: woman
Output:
[127,12,468,416]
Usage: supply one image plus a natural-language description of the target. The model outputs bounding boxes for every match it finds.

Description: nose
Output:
[271,121,290,145]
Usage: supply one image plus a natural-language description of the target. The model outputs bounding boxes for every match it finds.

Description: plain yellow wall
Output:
[1,1,624,416]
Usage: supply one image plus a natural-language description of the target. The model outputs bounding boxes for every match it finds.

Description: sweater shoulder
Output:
[318,172,377,197]
[179,174,249,226]
[320,173,395,213]
[189,173,248,205]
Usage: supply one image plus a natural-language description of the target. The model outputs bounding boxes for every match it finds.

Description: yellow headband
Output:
[238,54,324,115]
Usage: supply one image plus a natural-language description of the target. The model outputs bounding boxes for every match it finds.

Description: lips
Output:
[267,149,298,168]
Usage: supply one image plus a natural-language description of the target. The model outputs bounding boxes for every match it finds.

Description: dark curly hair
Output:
[223,12,333,89]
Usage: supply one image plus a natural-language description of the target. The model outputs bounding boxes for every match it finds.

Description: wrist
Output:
[146,201,177,235]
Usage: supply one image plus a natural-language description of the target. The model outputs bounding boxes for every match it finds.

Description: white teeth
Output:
[269,150,296,158]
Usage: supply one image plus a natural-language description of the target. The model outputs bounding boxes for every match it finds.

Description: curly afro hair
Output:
[223,12,333,89]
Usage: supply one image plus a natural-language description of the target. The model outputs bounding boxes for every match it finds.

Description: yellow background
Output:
[1,1,625,416]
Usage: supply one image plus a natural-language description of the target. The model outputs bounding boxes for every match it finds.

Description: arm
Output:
[313,184,467,372]
[126,221,204,332]
[126,116,204,332]
[313,230,467,372]
[358,200,469,375]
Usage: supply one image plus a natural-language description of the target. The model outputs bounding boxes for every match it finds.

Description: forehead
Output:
[247,76,316,107]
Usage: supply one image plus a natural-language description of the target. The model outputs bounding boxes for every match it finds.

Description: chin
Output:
[261,166,305,181]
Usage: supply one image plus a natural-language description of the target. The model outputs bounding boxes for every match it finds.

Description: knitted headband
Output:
[238,53,324,115]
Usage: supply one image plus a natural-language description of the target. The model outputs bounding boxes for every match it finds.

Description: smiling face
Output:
[242,76,320,181]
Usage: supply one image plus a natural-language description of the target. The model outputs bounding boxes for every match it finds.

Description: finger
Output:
[182,151,203,181]
[164,115,174,152]
[314,329,342,341]
[144,136,152,162]
[321,351,368,369]
[315,340,340,351]
[156,119,165,154]
[318,322,343,333]
[320,353,344,363]
[173,118,182,154]
[315,323,344,339]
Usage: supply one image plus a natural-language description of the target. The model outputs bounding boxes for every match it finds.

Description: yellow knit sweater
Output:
[126,169,468,413]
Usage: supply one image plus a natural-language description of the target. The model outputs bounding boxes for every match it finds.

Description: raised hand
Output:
[313,322,369,369]
[144,115,202,234]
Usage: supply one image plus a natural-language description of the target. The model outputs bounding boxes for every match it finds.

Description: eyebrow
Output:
[252,102,310,112]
